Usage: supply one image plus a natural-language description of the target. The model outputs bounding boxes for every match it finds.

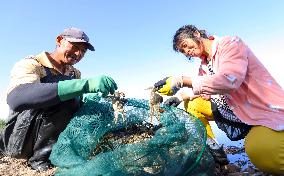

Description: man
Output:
[0,27,117,171]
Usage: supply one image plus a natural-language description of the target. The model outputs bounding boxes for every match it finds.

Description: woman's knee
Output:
[186,97,213,118]
[185,98,215,139]
[245,126,284,174]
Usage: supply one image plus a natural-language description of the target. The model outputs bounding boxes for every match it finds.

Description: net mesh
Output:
[49,94,214,176]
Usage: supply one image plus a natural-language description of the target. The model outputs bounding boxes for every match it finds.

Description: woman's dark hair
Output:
[173,25,209,52]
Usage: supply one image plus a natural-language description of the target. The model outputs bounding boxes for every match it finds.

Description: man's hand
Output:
[154,76,183,96]
[87,75,118,97]
[58,75,118,101]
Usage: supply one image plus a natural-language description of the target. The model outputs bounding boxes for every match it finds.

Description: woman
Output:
[154,24,284,174]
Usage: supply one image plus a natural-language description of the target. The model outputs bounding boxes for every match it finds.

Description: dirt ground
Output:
[0,156,56,176]
[0,154,271,176]
[0,130,272,175]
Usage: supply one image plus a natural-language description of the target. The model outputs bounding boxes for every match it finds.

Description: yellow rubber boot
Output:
[184,97,229,165]
[184,97,215,139]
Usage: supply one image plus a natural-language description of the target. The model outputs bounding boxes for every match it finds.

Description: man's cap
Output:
[60,27,95,51]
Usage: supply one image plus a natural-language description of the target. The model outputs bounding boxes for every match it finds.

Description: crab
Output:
[148,88,163,123]
[110,91,127,124]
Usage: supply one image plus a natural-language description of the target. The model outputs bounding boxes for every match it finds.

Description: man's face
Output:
[57,38,88,65]
[177,38,204,58]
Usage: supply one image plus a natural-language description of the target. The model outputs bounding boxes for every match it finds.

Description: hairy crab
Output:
[108,91,127,124]
[148,88,163,123]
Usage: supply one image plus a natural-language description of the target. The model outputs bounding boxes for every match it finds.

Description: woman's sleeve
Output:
[192,36,249,95]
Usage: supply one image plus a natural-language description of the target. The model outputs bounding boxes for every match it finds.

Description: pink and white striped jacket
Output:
[192,36,284,131]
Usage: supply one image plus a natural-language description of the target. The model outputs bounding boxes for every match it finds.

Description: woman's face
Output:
[177,38,205,58]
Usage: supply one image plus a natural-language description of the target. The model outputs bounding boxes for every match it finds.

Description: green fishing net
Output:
[49,94,214,176]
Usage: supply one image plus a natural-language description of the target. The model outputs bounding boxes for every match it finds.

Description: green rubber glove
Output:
[58,75,118,101]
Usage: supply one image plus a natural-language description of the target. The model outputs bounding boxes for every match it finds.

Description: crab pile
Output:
[90,122,163,157]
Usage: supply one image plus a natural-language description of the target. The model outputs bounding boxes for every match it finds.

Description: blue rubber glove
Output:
[154,76,183,96]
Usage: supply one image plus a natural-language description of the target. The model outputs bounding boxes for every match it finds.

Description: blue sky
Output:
[1,0,284,119]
